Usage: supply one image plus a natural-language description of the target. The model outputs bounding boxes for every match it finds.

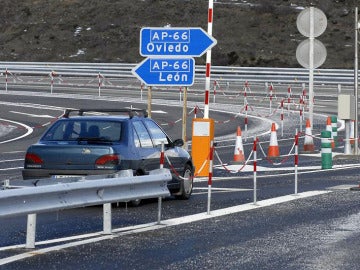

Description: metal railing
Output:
[0,169,171,248]
[0,61,358,85]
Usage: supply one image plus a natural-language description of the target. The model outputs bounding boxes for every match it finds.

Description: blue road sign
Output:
[132,58,195,86]
[140,27,217,57]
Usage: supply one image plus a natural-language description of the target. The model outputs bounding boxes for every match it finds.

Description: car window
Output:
[132,120,153,148]
[144,120,169,146]
[42,120,122,142]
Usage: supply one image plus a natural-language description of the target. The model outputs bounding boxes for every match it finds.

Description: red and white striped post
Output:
[244,103,248,142]
[302,83,307,121]
[287,85,292,115]
[194,105,198,118]
[5,68,8,92]
[244,82,248,106]
[203,0,214,119]
[213,80,217,104]
[269,83,273,113]
[280,99,284,137]
[253,137,258,205]
[299,97,303,133]
[179,87,182,104]
[140,83,144,100]
[98,72,102,97]
[294,129,299,195]
[160,142,165,169]
[50,71,55,94]
[207,140,214,215]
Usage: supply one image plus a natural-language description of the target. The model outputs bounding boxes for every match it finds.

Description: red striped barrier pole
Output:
[299,98,303,133]
[245,104,248,142]
[160,142,165,169]
[253,138,257,205]
[213,80,217,104]
[269,83,273,113]
[281,99,284,137]
[287,85,291,115]
[5,68,8,92]
[207,140,214,215]
[204,0,213,119]
[244,83,248,106]
[98,72,102,97]
[50,71,55,94]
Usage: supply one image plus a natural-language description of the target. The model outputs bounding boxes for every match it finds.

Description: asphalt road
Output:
[0,84,359,269]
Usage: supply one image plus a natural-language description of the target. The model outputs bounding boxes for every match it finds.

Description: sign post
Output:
[296,7,327,129]
[132,25,217,177]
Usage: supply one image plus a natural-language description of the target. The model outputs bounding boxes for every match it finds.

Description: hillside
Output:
[0,0,356,68]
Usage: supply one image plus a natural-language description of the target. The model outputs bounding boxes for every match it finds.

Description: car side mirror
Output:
[172,138,184,147]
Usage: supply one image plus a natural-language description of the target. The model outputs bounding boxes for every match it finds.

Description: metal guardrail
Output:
[0,168,171,248]
[0,61,358,85]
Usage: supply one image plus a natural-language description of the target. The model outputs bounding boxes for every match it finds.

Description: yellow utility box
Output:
[191,118,215,177]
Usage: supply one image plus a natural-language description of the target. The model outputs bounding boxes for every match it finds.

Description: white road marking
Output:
[0,190,330,266]
[9,111,55,118]
[0,118,33,144]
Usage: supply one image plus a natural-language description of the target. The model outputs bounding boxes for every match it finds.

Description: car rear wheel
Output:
[175,165,193,200]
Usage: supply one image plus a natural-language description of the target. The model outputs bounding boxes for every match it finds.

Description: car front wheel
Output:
[175,165,193,200]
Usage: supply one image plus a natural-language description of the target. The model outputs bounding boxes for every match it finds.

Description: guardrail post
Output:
[103,203,112,234]
[157,197,162,224]
[25,213,37,249]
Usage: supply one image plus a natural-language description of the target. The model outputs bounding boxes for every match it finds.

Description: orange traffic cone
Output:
[326,116,335,148]
[233,126,245,163]
[303,119,315,152]
[268,123,280,157]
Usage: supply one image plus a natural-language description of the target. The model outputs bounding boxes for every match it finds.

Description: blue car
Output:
[22,108,194,200]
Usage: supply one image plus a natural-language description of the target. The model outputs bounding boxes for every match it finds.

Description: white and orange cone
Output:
[268,123,280,158]
[233,126,245,163]
[303,119,315,152]
[326,116,335,149]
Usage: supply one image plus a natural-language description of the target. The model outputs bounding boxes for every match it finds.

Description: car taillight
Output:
[95,154,120,168]
[25,153,43,164]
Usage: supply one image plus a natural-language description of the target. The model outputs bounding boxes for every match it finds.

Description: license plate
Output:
[51,175,80,179]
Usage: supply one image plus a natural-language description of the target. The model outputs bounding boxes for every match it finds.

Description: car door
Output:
[132,119,159,173]
[143,119,183,173]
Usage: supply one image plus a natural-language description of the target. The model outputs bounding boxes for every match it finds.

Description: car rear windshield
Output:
[41,120,122,142]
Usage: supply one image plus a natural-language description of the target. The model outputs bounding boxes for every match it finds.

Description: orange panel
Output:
[191,118,215,177]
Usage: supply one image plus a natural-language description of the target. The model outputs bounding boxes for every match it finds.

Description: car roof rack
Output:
[62,109,148,119]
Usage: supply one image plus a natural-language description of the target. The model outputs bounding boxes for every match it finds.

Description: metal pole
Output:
[207,140,214,215]
[309,7,315,129]
[25,213,37,249]
[204,0,214,119]
[253,138,257,205]
[98,72,101,97]
[354,7,359,154]
[5,68,8,92]
[157,197,162,224]
[294,129,299,195]
[182,87,188,150]
[147,86,152,118]
[103,203,112,235]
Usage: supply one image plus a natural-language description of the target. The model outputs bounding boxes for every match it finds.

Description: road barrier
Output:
[0,169,171,248]
[0,62,358,84]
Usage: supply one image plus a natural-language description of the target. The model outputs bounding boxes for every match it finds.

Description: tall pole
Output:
[147,86,152,118]
[309,7,315,129]
[204,0,213,119]
[182,87,188,150]
[355,7,359,154]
